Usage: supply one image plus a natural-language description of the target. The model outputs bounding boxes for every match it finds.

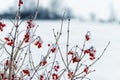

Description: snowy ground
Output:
[37,20,120,80]
[1,19,120,80]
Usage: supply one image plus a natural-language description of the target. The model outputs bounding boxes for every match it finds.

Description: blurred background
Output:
[0,0,120,80]
[0,0,120,23]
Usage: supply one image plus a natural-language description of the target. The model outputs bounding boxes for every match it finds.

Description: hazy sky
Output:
[0,0,120,19]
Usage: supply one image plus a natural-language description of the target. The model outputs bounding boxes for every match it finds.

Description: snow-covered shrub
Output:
[0,0,110,80]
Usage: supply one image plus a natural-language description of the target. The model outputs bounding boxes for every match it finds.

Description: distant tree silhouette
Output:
[0,0,73,19]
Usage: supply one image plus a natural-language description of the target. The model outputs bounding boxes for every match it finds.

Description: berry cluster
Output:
[4,37,14,46]
[18,0,23,6]
[0,21,6,32]
[24,32,30,43]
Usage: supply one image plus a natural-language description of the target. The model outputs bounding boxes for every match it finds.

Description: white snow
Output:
[34,20,120,80]
[39,20,120,80]
[0,19,120,80]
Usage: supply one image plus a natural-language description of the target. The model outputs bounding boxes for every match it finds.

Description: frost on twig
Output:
[0,0,110,80]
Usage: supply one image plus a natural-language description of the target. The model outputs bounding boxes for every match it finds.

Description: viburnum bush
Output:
[0,0,110,80]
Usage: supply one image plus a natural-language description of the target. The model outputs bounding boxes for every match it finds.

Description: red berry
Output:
[0,21,6,32]
[5,60,9,66]
[51,47,56,53]
[38,43,42,48]
[68,71,73,79]
[34,40,42,48]
[83,67,89,74]
[4,37,10,41]
[68,51,74,55]
[52,73,58,80]
[7,40,14,46]
[18,0,23,6]
[40,60,47,66]
[22,69,30,76]
[85,35,90,41]
[24,32,30,43]
[48,44,50,46]
[40,75,44,80]
[72,56,79,63]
